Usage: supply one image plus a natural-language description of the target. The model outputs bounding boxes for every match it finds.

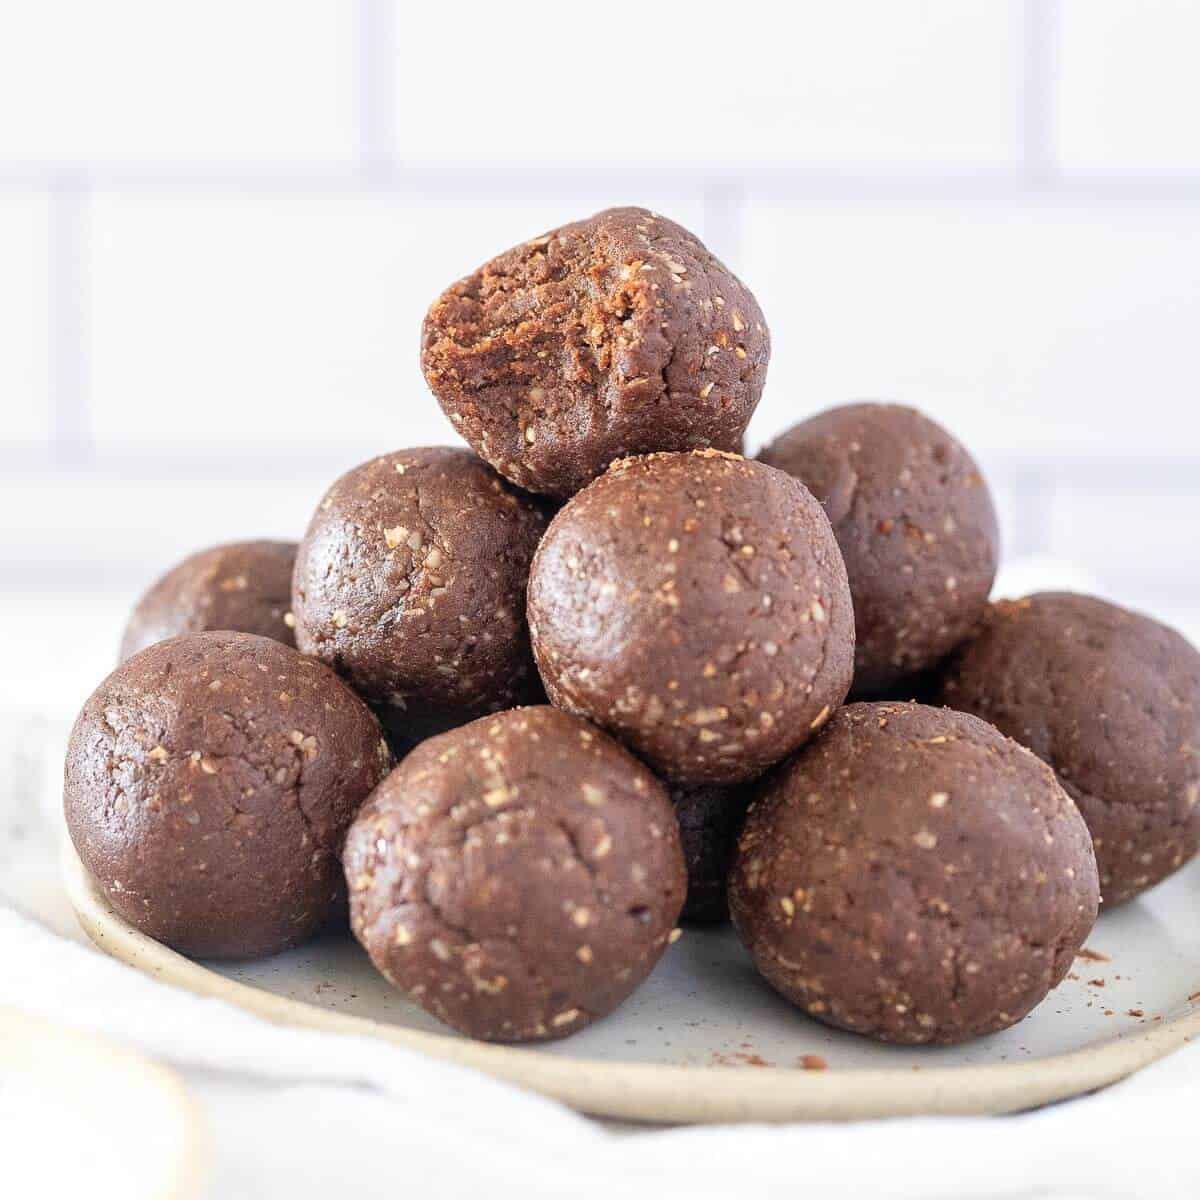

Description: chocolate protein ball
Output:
[528,450,854,784]
[64,631,391,960]
[758,403,1000,696]
[119,540,297,662]
[372,668,552,762]
[936,593,1200,905]
[422,206,769,498]
[671,782,752,923]
[344,706,686,1042]
[730,703,1099,1045]
[292,448,549,735]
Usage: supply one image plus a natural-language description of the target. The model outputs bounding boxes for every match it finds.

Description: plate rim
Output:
[62,840,1200,1124]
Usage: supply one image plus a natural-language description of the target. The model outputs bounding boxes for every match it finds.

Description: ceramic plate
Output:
[63,841,1200,1124]
[0,1004,206,1199]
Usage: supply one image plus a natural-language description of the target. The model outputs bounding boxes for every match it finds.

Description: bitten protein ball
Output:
[119,540,297,662]
[936,593,1200,905]
[759,403,999,696]
[292,448,549,734]
[421,207,770,498]
[528,450,854,784]
[65,632,392,960]
[344,707,686,1042]
[730,703,1099,1045]
[671,782,752,923]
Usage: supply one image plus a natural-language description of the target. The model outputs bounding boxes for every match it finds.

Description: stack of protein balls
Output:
[65,207,1200,1047]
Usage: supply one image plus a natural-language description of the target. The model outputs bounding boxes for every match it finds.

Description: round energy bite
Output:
[344,706,686,1042]
[528,450,854,784]
[119,540,297,662]
[421,207,769,498]
[936,592,1200,905]
[759,403,1000,696]
[292,447,549,732]
[729,703,1099,1045]
[373,669,551,762]
[64,632,392,960]
[671,782,752,923]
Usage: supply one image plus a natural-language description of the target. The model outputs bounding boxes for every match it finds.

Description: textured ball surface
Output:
[344,707,686,1042]
[729,702,1099,1044]
[936,592,1200,905]
[671,781,753,923]
[292,447,549,734]
[759,403,999,695]
[422,207,769,497]
[528,450,854,784]
[65,631,391,959]
[120,540,297,662]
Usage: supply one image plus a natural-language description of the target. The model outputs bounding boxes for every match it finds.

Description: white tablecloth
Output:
[3,898,1198,1200]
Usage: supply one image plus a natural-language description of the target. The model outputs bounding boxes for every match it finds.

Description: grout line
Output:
[1009,468,1057,559]
[357,0,397,182]
[0,443,1196,489]
[1021,0,1060,184]
[1015,1,1059,556]
[2,163,1200,203]
[47,176,91,464]
[701,179,746,266]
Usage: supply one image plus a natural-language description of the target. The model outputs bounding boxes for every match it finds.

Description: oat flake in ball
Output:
[759,403,999,696]
[292,447,549,735]
[528,450,855,785]
[729,703,1099,1045]
[64,631,392,960]
[344,706,686,1042]
[422,207,770,498]
[119,540,297,662]
[936,592,1200,905]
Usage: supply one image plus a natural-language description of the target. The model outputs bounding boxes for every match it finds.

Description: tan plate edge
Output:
[62,841,1200,1124]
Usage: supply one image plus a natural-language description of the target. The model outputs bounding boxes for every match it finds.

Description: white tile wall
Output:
[740,199,1200,458]
[0,193,50,443]
[393,1,1025,168]
[0,0,1198,659]
[0,468,329,581]
[87,187,706,449]
[1048,478,1200,586]
[89,189,431,448]
[0,1,359,165]
[1058,0,1200,170]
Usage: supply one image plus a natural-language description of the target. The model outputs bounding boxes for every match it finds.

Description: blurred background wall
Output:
[0,0,1198,714]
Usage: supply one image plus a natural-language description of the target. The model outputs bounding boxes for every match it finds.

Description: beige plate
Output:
[0,1003,206,1199]
[63,842,1200,1125]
